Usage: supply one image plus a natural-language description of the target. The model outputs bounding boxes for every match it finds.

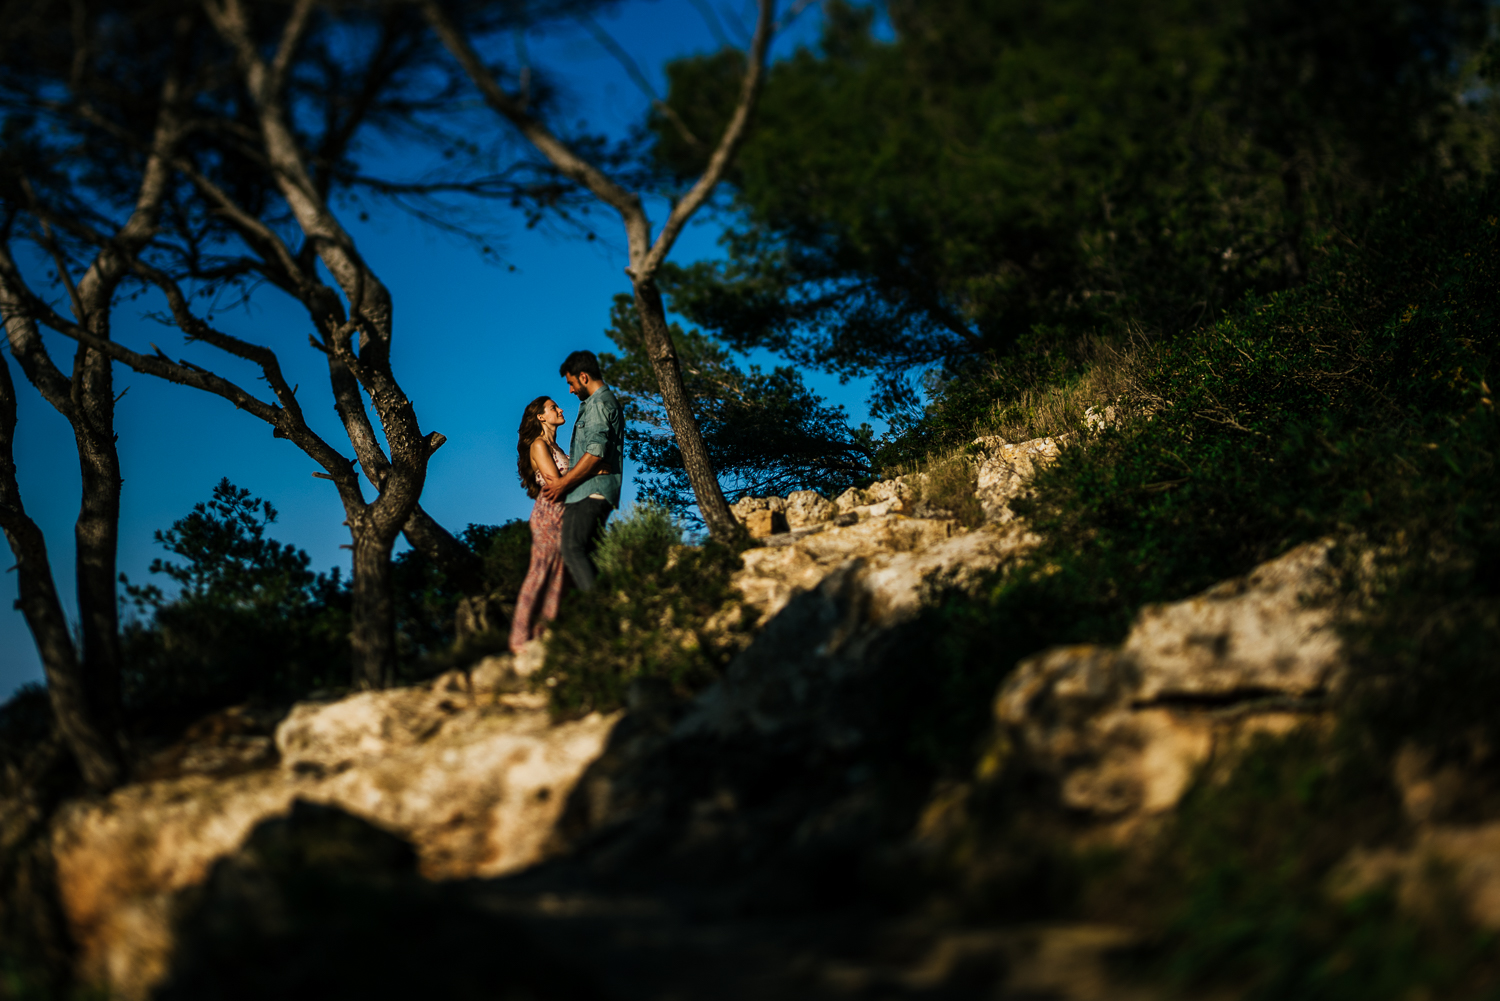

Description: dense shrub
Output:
[1139,731,1500,1001]
[390,520,531,678]
[535,505,747,716]
[887,181,1500,997]
[120,480,352,735]
[120,482,530,729]
[903,182,1500,775]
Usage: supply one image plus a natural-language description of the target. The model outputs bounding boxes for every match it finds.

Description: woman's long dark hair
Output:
[516,396,552,499]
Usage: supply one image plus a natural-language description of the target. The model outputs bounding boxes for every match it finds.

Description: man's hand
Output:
[544,452,606,502]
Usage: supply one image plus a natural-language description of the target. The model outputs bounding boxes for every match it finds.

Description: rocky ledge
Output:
[728,433,1069,537]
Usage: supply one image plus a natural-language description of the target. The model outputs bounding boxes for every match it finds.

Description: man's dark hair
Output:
[560,350,603,381]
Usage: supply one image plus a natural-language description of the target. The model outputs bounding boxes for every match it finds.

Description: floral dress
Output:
[509,441,570,653]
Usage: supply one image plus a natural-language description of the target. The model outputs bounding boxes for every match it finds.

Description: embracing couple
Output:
[508,350,625,654]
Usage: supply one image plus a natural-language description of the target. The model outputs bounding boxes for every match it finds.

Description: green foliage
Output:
[474,520,533,597]
[654,0,1495,415]
[390,520,531,677]
[121,479,532,727]
[592,502,679,582]
[120,480,350,733]
[0,683,52,773]
[1140,731,1498,1000]
[916,454,984,528]
[901,181,1500,777]
[599,295,872,517]
[534,504,746,716]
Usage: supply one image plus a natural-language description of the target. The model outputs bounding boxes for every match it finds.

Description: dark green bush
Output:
[119,483,529,729]
[901,182,1500,776]
[120,480,352,735]
[880,181,1500,997]
[390,520,531,679]
[1140,730,1499,1001]
[535,505,747,716]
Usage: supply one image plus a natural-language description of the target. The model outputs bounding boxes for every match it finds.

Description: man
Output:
[543,350,624,592]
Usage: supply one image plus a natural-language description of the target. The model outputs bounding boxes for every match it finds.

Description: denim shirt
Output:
[565,385,624,506]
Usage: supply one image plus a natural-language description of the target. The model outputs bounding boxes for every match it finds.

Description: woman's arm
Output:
[530,438,562,485]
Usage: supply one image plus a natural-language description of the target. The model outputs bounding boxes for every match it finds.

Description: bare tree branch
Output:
[268,0,317,99]
[420,0,653,253]
[687,0,735,49]
[576,15,703,150]
[0,239,78,416]
[641,0,772,276]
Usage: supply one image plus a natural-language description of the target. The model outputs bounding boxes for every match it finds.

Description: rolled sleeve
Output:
[565,387,624,506]
[576,407,609,458]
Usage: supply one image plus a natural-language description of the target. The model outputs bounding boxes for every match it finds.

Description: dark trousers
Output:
[561,497,612,592]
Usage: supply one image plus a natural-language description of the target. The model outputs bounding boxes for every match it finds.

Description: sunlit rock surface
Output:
[734,514,1032,628]
[994,540,1342,825]
[972,434,1066,523]
[50,666,618,999]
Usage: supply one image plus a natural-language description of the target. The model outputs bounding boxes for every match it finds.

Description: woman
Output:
[509,396,570,653]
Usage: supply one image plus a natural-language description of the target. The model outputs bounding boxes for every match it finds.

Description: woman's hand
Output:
[542,451,605,502]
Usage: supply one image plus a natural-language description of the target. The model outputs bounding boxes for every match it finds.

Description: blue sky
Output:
[0,0,884,701]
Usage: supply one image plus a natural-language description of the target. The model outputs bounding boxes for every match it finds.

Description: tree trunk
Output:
[71,359,124,739]
[0,355,123,789]
[632,279,738,541]
[349,528,397,690]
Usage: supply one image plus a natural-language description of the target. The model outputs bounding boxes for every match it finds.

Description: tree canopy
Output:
[599,294,872,513]
[649,0,1497,416]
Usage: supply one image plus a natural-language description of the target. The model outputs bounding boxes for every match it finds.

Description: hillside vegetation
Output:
[5,1,1500,996]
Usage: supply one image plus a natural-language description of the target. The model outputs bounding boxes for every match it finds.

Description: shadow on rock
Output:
[157,800,595,1001]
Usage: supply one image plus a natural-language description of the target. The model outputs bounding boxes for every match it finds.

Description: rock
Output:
[784,489,837,529]
[731,495,791,536]
[973,435,1066,523]
[734,514,1030,628]
[695,521,1036,738]
[134,705,283,783]
[834,477,925,519]
[730,494,785,519]
[50,673,620,999]
[742,508,788,538]
[510,640,549,679]
[994,540,1341,824]
[1328,744,1500,932]
[454,592,511,642]
[1334,823,1500,930]
[155,801,596,1001]
[1125,538,1342,700]
[1084,405,1118,432]
[819,923,1151,1001]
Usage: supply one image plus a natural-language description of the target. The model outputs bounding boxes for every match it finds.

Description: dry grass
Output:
[918,454,985,527]
[975,338,1149,443]
[882,338,1150,521]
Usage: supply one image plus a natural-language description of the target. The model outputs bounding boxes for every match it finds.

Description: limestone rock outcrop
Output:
[994,539,1342,824]
[733,514,1033,629]
[972,434,1066,523]
[730,431,1071,539]
[1326,744,1500,933]
[49,666,618,999]
[784,488,838,529]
